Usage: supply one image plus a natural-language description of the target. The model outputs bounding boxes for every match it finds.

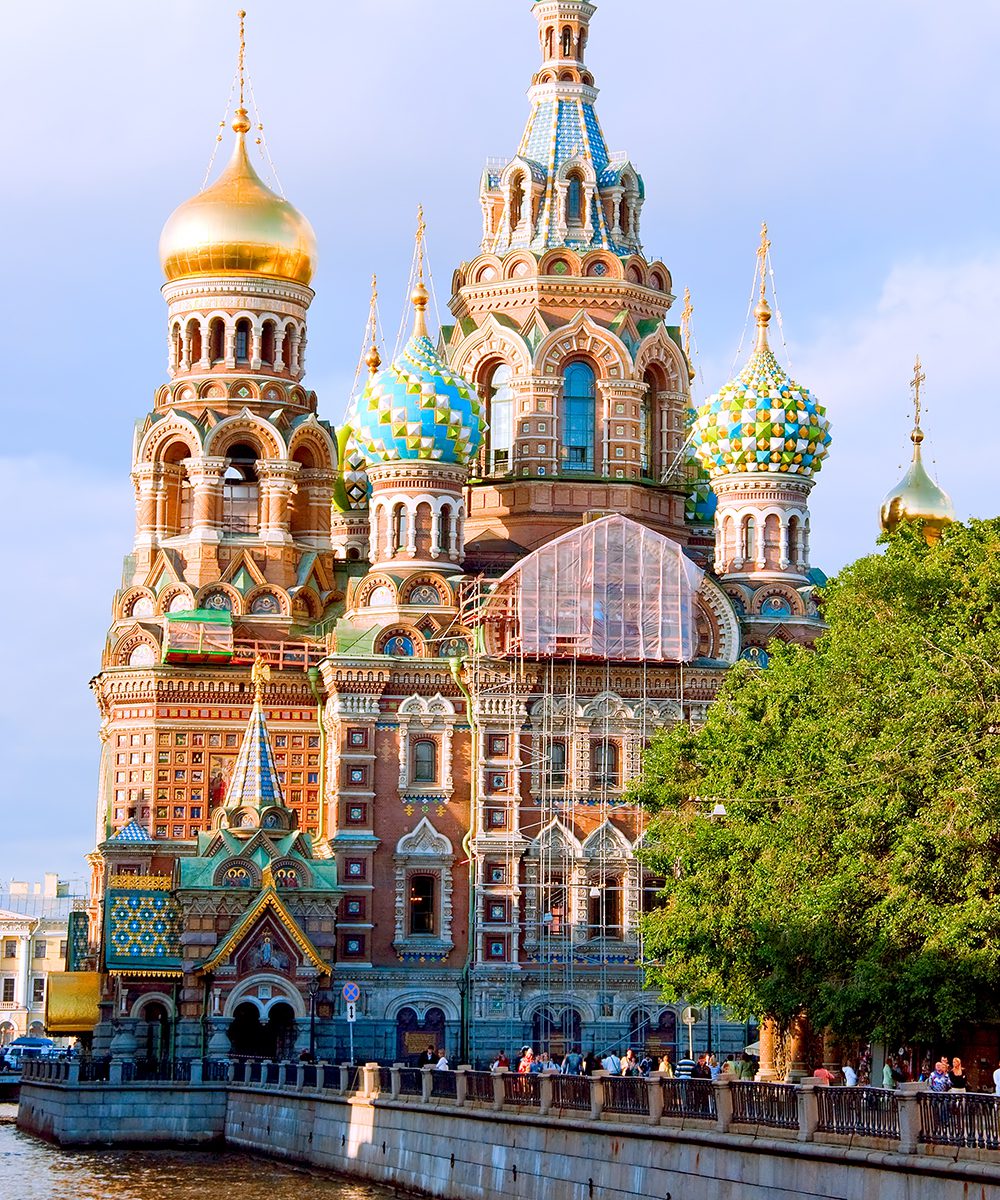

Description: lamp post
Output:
[308,977,319,1062]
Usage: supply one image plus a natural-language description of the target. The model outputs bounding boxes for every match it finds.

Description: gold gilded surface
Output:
[159,131,316,286]
[107,873,172,890]
[44,972,101,1034]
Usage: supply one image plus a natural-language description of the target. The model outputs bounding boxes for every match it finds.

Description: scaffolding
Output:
[462,515,702,1061]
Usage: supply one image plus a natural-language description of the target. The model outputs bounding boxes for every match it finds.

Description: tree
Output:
[634,520,1000,1045]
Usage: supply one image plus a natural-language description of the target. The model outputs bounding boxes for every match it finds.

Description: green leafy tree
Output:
[634,520,1000,1044]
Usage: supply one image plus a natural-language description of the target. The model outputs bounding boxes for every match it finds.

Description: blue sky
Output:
[2,0,999,882]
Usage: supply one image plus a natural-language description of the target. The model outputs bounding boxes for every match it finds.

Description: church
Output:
[52,1,949,1067]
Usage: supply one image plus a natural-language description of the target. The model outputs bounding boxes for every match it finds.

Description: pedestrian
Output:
[882,1056,897,1090]
[691,1053,711,1080]
[948,1057,968,1091]
[435,1049,449,1071]
[582,1050,599,1076]
[928,1058,952,1092]
[518,1048,534,1074]
[620,1048,640,1076]
[708,1053,720,1080]
[561,1047,583,1075]
[813,1065,835,1085]
[657,1050,674,1077]
[420,1044,436,1067]
[491,1050,509,1070]
[841,1061,857,1087]
[676,1052,695,1079]
[601,1049,621,1075]
[993,1057,1000,1097]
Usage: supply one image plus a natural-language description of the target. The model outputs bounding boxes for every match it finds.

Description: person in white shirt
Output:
[841,1062,858,1087]
[435,1050,449,1070]
[993,1058,1000,1096]
[601,1051,621,1075]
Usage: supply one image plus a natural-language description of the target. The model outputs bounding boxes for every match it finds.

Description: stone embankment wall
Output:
[19,1074,1000,1200]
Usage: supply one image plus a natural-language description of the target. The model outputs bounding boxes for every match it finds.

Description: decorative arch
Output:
[581,690,632,721]
[118,587,156,621]
[580,251,623,280]
[401,574,453,607]
[634,327,686,389]
[245,586,290,617]
[136,411,204,466]
[196,582,243,615]
[538,248,582,277]
[223,973,307,1020]
[213,858,261,888]
[534,312,632,381]
[393,817,455,957]
[205,409,287,460]
[129,991,176,1020]
[581,819,633,861]
[353,573,399,610]
[527,817,583,859]
[111,623,159,668]
[696,575,741,664]
[156,584,195,616]
[287,416,336,471]
[385,991,461,1023]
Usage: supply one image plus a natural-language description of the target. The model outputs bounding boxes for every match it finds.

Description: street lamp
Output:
[307,977,319,1062]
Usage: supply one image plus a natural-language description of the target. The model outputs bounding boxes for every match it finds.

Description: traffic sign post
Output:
[342,983,359,1063]
[681,1006,701,1061]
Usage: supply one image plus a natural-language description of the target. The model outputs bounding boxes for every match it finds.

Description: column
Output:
[430,507,441,559]
[257,460,301,544]
[786,1013,808,1081]
[250,324,262,371]
[610,188,624,242]
[294,469,335,545]
[183,457,228,543]
[582,184,595,239]
[180,325,192,372]
[757,1017,778,1081]
[224,322,236,369]
[132,465,158,548]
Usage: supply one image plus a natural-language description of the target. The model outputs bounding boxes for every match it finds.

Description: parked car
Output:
[4,1036,56,1068]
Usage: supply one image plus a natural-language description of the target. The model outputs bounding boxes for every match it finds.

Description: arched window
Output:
[260,321,275,366]
[510,174,525,230]
[567,174,583,225]
[741,516,756,563]
[640,381,654,479]
[222,443,260,535]
[282,325,294,370]
[545,26,554,58]
[234,318,251,363]
[546,739,567,789]
[590,739,620,790]
[561,361,596,473]
[588,875,621,938]
[486,363,514,474]
[412,739,438,784]
[172,324,183,369]
[408,874,436,935]
[392,504,408,553]
[208,318,225,364]
[787,516,801,566]
[562,26,572,57]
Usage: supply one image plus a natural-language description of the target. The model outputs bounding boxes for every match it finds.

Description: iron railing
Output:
[920,1092,1000,1150]
[503,1072,541,1107]
[731,1081,799,1129]
[603,1075,648,1116]
[464,1071,496,1104]
[660,1077,716,1120]
[551,1073,592,1111]
[431,1070,458,1099]
[397,1068,424,1096]
[817,1087,899,1139]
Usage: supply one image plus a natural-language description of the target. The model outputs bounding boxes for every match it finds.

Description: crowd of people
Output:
[484,1047,760,1079]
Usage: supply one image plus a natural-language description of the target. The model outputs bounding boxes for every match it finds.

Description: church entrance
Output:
[228,1000,297,1059]
[395,1006,446,1064]
[531,1006,582,1059]
[139,1001,170,1063]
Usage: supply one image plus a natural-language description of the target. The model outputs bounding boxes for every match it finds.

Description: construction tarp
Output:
[162,608,233,664]
[492,514,703,662]
[44,972,102,1035]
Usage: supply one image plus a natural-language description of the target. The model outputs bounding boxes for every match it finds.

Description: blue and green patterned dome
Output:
[692,301,831,479]
[353,290,485,466]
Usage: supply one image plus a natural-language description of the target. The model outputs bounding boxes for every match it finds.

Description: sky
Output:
[2,0,999,883]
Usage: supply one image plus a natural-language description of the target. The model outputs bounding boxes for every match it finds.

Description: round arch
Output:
[223,973,307,1020]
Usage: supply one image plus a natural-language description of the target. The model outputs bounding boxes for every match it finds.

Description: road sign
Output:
[346,1001,357,1023]
[342,982,360,1004]
[681,1006,701,1026]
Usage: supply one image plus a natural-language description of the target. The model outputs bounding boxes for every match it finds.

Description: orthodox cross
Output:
[681,287,694,364]
[757,221,770,302]
[251,654,270,706]
[910,354,925,429]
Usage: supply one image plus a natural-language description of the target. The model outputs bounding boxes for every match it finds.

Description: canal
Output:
[0,1105,409,1200]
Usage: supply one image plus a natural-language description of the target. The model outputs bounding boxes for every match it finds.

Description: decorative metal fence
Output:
[730,1081,799,1129]
[503,1072,541,1107]
[816,1087,899,1139]
[660,1077,716,1120]
[431,1070,458,1098]
[397,1068,424,1096]
[920,1093,1000,1150]
[551,1073,592,1112]
[603,1075,648,1116]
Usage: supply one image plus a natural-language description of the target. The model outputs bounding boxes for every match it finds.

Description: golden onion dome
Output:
[159,110,317,287]
[880,424,955,544]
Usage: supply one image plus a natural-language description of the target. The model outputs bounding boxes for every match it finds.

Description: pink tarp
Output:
[491,514,703,662]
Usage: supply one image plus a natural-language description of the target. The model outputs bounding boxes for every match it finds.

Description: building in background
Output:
[0,876,85,1045]
[75,2,839,1066]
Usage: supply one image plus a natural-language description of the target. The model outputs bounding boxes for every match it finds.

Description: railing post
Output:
[363,1061,380,1097]
[538,1071,553,1116]
[227,1060,238,1083]
[896,1082,923,1154]
[190,1059,204,1086]
[492,1066,508,1112]
[647,1073,664,1124]
[713,1076,733,1133]
[390,1063,402,1099]
[797,1080,818,1142]
[421,1065,434,1104]
[455,1065,470,1108]
[590,1069,607,1121]
[67,1060,81,1086]
[339,1063,351,1093]
[109,1059,124,1085]
[294,1063,305,1089]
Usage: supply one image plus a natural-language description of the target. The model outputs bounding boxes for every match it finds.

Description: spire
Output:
[879,356,955,543]
[224,656,285,814]
[680,287,696,383]
[234,8,249,133]
[410,206,430,341]
[366,274,382,375]
[754,221,772,350]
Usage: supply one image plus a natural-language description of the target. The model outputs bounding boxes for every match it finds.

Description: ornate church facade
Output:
[70,1,842,1065]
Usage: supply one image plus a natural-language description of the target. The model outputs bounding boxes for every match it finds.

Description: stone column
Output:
[257,460,301,545]
[647,1072,665,1124]
[250,325,262,371]
[590,1069,607,1121]
[455,1065,470,1108]
[363,1061,380,1097]
[294,469,335,544]
[492,1066,507,1112]
[713,1076,733,1133]
[420,1064,434,1104]
[896,1082,923,1154]
[183,457,228,542]
[205,1017,232,1060]
[757,1018,779,1081]
[390,1063,402,1099]
[538,1071,553,1116]
[132,464,159,548]
[797,1079,819,1142]
[786,1014,808,1082]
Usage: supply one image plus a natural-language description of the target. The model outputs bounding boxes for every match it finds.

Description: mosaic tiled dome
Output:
[353,286,485,466]
[692,301,831,479]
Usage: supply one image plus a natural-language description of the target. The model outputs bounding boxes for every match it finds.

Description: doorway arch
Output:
[531,1006,582,1058]
[395,1005,446,1064]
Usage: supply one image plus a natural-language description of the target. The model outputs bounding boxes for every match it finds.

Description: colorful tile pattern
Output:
[226,703,284,811]
[354,334,485,465]
[105,889,182,970]
[692,342,832,477]
[109,818,154,843]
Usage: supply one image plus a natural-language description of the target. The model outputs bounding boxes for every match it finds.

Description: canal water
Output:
[0,1105,409,1200]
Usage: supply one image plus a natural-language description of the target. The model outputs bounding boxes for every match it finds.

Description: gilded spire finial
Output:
[411,205,430,340]
[754,221,772,347]
[681,287,696,383]
[232,10,251,134]
[366,274,382,374]
[251,654,270,709]
[910,354,925,447]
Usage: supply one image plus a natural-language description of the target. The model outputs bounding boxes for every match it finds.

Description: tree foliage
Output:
[634,520,1000,1044]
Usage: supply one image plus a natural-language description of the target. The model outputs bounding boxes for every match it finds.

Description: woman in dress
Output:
[949,1057,968,1091]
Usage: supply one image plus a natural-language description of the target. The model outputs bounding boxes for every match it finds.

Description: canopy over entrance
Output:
[481,514,703,662]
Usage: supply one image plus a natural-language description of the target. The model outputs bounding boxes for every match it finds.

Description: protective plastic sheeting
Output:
[491,514,704,662]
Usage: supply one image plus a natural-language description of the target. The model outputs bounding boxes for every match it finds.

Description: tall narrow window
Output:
[209,318,225,364]
[408,875,436,935]
[588,877,621,938]
[222,443,260,535]
[260,322,275,365]
[567,174,583,224]
[234,318,251,362]
[562,26,572,56]
[561,361,596,473]
[510,174,525,230]
[547,739,567,789]
[590,739,619,790]
[487,363,514,474]
[413,739,437,784]
[741,516,756,563]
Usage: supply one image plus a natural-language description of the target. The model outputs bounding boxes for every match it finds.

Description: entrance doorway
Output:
[139,1001,170,1062]
[228,1000,297,1059]
[531,1007,582,1059]
[395,1006,446,1064]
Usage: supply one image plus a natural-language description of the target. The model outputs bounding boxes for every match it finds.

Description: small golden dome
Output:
[159,113,317,286]
[880,426,955,544]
